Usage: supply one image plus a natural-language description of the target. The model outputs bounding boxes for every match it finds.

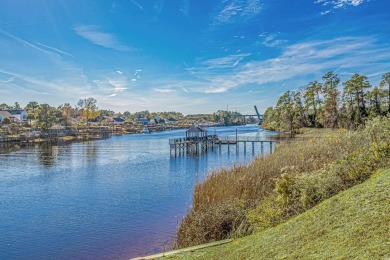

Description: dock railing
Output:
[216,135,278,142]
[169,135,218,144]
[169,135,279,144]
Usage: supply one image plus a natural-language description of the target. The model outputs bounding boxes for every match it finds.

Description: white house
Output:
[0,110,28,123]
[154,116,167,124]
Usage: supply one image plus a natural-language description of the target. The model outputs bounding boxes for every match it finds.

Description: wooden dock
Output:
[169,135,279,156]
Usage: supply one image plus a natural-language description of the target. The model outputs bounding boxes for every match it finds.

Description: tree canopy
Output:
[262,71,390,133]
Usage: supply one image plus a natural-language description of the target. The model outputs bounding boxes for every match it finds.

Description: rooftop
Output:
[186,125,207,133]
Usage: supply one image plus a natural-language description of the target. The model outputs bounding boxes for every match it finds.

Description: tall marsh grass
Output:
[176,116,390,248]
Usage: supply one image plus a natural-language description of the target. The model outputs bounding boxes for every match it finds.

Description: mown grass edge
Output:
[170,168,390,259]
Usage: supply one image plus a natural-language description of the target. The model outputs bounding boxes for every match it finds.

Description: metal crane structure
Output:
[254,105,263,124]
[239,105,263,125]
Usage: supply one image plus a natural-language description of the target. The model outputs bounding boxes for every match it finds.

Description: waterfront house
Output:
[97,116,126,126]
[167,117,178,123]
[112,117,125,126]
[89,116,105,126]
[0,110,28,123]
[154,115,167,124]
[138,118,151,125]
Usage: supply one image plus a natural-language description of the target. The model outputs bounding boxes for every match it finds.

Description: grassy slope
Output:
[171,169,390,259]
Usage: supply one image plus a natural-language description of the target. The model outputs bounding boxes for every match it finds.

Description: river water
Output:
[0,125,275,259]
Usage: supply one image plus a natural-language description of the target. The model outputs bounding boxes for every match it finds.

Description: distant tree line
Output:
[2,98,246,130]
[262,71,390,135]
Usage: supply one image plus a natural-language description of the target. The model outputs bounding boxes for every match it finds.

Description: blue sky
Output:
[0,0,389,114]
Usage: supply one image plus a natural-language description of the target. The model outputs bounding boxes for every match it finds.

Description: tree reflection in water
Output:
[37,143,58,167]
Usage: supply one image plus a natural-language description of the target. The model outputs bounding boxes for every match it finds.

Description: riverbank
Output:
[0,131,109,148]
[174,116,390,250]
[0,122,230,146]
[168,167,390,259]
[0,124,183,147]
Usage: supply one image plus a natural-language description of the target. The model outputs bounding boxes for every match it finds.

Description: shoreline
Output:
[0,122,253,147]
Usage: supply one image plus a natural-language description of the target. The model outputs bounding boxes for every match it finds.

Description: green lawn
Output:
[170,168,390,260]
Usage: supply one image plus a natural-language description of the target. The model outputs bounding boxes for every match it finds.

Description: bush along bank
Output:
[176,115,390,248]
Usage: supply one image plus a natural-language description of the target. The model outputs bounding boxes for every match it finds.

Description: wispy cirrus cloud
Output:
[0,68,64,92]
[209,0,262,29]
[130,0,146,13]
[260,33,287,47]
[35,42,74,57]
[154,88,174,93]
[186,36,390,93]
[0,28,68,58]
[107,77,129,93]
[0,68,95,99]
[201,53,251,69]
[74,25,134,51]
[315,0,369,15]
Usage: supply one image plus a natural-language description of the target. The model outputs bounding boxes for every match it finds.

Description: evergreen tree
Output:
[322,71,340,128]
[25,101,39,126]
[379,72,390,113]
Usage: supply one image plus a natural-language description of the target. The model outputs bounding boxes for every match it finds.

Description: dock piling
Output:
[169,135,279,157]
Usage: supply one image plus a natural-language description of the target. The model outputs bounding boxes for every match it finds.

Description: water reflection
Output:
[37,144,58,167]
[83,141,99,165]
[0,125,277,259]
[0,144,21,154]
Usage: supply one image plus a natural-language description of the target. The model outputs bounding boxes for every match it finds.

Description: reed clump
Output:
[176,115,390,248]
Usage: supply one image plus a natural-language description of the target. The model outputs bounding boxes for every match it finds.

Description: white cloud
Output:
[0,69,63,92]
[204,87,229,93]
[262,34,287,47]
[116,70,123,74]
[134,69,143,79]
[74,25,134,52]
[210,0,262,29]
[130,0,145,13]
[0,68,97,102]
[315,0,369,14]
[35,42,74,57]
[187,36,390,93]
[0,29,63,58]
[201,53,251,69]
[154,88,174,93]
[106,77,129,92]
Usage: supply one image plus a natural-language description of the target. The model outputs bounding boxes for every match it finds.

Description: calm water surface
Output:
[0,125,276,259]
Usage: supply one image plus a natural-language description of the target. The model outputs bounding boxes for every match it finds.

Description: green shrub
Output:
[176,116,390,248]
[248,116,390,231]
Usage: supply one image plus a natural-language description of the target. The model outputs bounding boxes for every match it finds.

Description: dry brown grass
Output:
[177,129,348,248]
[192,130,349,211]
[176,116,390,248]
[59,136,76,141]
